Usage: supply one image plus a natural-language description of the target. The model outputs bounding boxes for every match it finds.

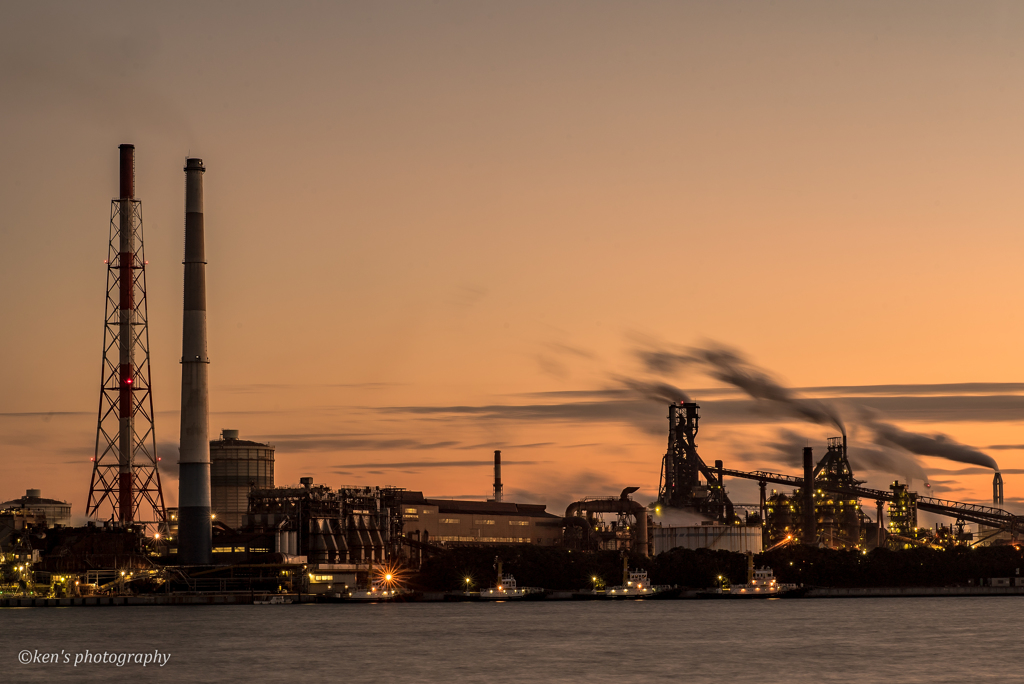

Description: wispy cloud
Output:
[215,382,404,394]
[330,459,547,470]
[454,442,555,450]
[0,412,90,418]
[258,436,461,452]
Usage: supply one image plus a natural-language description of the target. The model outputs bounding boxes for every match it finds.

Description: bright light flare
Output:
[374,561,407,590]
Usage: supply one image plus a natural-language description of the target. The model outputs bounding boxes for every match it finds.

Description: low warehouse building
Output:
[397,492,562,550]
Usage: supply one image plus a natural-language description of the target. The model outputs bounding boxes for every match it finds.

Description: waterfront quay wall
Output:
[0,594,315,608]
[804,586,1024,598]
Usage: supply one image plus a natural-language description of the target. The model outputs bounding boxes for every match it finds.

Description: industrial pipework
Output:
[564,487,650,556]
[177,157,212,565]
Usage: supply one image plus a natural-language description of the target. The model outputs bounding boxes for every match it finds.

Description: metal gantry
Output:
[721,467,1022,537]
[86,150,166,531]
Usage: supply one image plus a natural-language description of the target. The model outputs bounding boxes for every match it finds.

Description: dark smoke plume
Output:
[636,339,1002,475]
[638,343,846,436]
[615,376,691,405]
[865,416,999,471]
[763,429,812,470]
[847,444,930,483]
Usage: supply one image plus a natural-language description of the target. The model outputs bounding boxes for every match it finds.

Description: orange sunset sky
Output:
[2,2,1024,523]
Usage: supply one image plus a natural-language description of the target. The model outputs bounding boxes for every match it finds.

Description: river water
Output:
[4,598,1022,683]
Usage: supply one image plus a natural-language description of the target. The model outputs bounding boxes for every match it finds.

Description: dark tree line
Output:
[412,544,1024,591]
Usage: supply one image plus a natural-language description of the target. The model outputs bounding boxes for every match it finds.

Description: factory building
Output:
[397,491,562,550]
[210,429,274,530]
[0,489,71,528]
[396,451,561,562]
[241,478,403,564]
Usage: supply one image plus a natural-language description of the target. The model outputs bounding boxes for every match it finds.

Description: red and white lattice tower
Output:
[86,144,166,529]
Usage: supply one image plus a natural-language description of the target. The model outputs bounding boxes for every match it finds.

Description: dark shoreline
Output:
[6,585,1024,607]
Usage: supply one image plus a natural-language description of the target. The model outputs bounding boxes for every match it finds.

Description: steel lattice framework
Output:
[720,467,1022,536]
[658,402,735,521]
[86,189,166,529]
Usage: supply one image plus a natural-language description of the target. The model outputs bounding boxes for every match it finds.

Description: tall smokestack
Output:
[994,472,1004,506]
[117,144,135,524]
[803,446,816,545]
[178,157,212,565]
[493,450,503,503]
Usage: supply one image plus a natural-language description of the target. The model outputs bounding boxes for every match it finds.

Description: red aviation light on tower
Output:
[86,144,166,534]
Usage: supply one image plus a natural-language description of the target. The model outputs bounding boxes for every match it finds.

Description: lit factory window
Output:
[509,521,530,526]
[440,518,460,524]
[475,520,496,525]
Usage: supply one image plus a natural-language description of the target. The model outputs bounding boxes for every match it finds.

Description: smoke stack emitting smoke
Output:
[633,341,999,476]
[864,415,999,471]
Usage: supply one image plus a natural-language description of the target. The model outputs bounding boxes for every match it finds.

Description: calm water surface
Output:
[3,598,1022,683]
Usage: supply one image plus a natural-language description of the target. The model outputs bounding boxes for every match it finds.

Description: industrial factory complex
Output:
[2,145,1023,604]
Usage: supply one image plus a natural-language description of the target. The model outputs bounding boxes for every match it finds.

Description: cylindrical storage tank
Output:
[651,524,762,555]
[209,430,274,530]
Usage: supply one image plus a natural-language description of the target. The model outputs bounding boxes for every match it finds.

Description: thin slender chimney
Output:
[803,447,815,545]
[994,472,1004,506]
[493,450,503,503]
[178,157,212,565]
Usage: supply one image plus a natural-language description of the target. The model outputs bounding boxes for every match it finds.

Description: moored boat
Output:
[474,575,546,601]
[323,585,413,603]
[696,555,803,599]
[572,568,679,600]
